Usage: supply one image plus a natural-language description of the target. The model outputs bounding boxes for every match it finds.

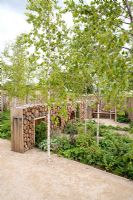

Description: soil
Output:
[0,139,133,200]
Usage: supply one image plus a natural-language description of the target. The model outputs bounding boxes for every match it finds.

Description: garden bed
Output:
[36,120,133,180]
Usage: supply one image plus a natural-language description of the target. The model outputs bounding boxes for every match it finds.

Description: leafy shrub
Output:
[129,128,133,134]
[117,115,130,123]
[64,122,78,135]
[122,127,130,131]
[37,120,133,180]
[0,111,11,139]
[76,104,80,118]
[100,124,130,132]
[55,136,72,154]
[39,139,47,151]
[38,135,71,154]
[86,120,96,135]
[100,134,133,178]
[35,121,47,147]
[130,122,133,128]
[39,138,63,152]
[129,122,133,134]
[76,132,94,147]
[63,132,133,179]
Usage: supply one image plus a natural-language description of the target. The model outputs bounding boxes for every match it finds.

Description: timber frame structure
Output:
[11,104,78,153]
[11,96,133,153]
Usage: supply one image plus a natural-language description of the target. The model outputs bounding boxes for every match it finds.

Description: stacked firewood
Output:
[23,105,47,151]
[21,104,77,151]
[79,102,85,120]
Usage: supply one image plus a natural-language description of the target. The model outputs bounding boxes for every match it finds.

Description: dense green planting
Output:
[35,121,47,147]
[64,122,78,135]
[117,115,130,123]
[0,111,11,139]
[38,121,133,179]
[129,123,133,134]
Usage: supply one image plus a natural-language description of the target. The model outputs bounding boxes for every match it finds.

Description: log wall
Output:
[127,97,133,122]
[11,104,76,153]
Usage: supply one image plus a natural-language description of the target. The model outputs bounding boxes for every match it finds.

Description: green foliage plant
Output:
[0,111,11,139]
[35,121,47,147]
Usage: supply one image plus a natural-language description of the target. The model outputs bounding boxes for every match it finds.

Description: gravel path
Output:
[93,118,133,138]
[93,118,129,128]
[0,139,133,200]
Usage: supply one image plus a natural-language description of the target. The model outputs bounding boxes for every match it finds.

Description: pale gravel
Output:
[93,118,129,128]
[0,139,133,200]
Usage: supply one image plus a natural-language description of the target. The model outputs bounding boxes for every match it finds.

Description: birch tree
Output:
[1,35,35,106]
[26,0,69,159]
[64,0,132,142]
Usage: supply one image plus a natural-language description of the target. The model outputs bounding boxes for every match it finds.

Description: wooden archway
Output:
[11,105,49,153]
[11,104,77,153]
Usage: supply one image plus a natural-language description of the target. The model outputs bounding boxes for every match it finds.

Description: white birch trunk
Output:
[47,90,51,160]
[110,110,111,120]
[84,100,87,134]
[85,119,87,134]
[115,107,117,122]
[97,103,100,144]
[14,97,17,107]
[0,91,3,112]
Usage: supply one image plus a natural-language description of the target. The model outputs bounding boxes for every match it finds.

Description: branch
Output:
[122,46,133,52]
[112,0,125,11]
[122,21,131,25]
[123,0,133,23]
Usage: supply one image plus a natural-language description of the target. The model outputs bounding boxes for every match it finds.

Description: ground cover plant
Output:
[0,110,11,139]
[38,120,133,180]
[129,122,133,134]
[117,114,130,123]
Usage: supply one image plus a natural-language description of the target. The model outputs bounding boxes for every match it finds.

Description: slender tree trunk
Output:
[47,24,51,160]
[14,97,17,107]
[14,86,17,107]
[84,99,87,134]
[124,0,133,23]
[0,90,3,112]
[25,88,29,104]
[47,90,51,160]
[85,119,87,134]
[25,95,28,104]
[115,107,117,122]
[97,103,100,144]
[110,110,112,120]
